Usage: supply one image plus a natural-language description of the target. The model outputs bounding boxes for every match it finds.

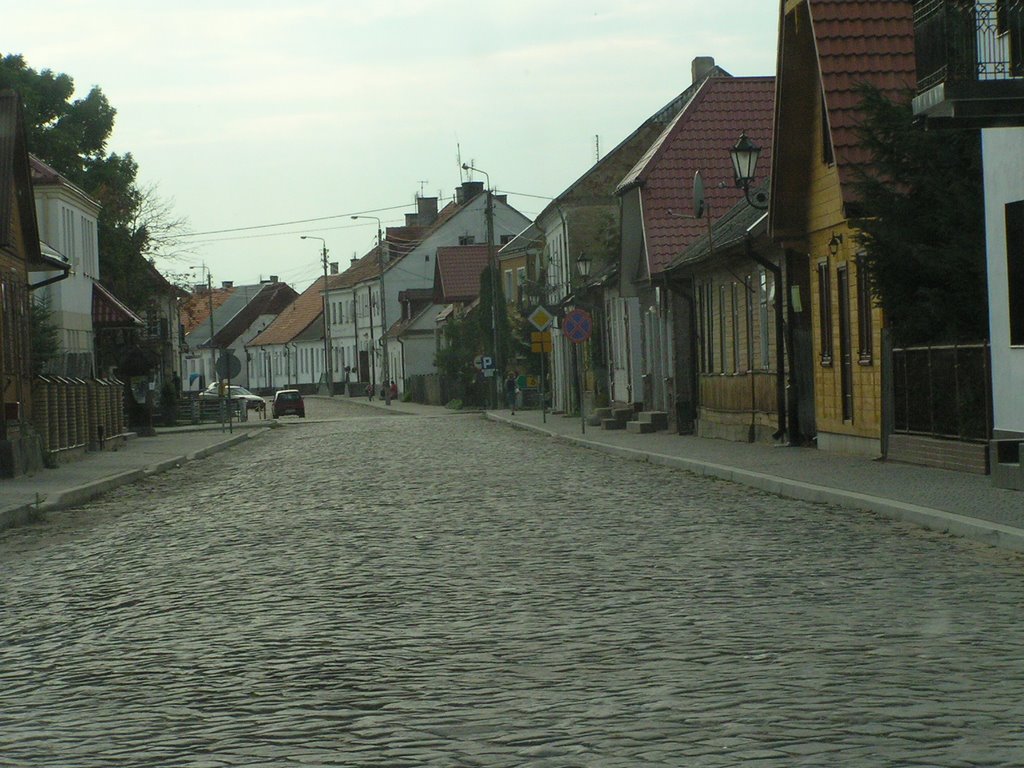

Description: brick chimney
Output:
[456,181,484,205]
[692,56,715,84]
[417,195,438,225]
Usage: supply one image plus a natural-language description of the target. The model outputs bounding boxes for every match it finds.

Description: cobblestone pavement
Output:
[2,399,1024,767]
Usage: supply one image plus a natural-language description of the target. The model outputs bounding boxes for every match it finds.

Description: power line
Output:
[180,204,412,238]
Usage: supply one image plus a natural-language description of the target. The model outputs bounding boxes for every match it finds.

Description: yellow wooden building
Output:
[769,0,916,456]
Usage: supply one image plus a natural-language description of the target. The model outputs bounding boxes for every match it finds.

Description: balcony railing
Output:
[915,0,1023,91]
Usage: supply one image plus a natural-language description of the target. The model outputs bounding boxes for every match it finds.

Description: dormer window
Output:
[458,235,475,245]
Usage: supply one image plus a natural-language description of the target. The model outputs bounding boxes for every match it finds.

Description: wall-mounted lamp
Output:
[729,133,769,210]
[828,232,844,257]
[576,252,592,280]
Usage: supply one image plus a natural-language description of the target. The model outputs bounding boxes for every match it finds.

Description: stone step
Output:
[638,411,669,431]
[592,407,614,421]
[627,420,656,434]
[611,407,635,424]
[601,418,626,430]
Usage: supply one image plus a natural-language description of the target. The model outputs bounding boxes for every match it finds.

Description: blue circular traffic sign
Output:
[563,309,593,344]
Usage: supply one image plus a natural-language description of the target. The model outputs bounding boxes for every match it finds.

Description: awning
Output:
[93,282,144,328]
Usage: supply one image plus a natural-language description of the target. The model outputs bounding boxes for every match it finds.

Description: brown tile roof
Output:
[212,281,298,347]
[617,76,776,275]
[809,0,916,200]
[180,286,235,335]
[434,245,490,304]
[248,275,328,346]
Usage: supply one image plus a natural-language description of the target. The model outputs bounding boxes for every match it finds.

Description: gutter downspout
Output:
[745,237,787,441]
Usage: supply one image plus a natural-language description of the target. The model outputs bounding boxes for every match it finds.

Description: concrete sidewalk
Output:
[0,421,273,531]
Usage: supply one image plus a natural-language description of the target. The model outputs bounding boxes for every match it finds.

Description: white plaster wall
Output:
[982,127,1024,434]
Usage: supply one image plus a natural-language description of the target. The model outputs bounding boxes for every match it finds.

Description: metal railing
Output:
[890,342,992,442]
[915,0,1024,91]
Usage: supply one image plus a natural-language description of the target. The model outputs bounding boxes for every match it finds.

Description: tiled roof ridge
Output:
[247,275,327,347]
[807,0,916,202]
[618,75,775,195]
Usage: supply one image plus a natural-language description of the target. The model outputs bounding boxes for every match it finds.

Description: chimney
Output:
[269,275,278,283]
[456,180,484,205]
[692,56,715,84]
[221,280,233,289]
[330,262,339,275]
[418,196,438,225]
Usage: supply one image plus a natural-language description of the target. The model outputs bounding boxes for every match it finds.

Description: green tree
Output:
[852,84,988,344]
[29,293,60,376]
[435,314,484,405]
[477,264,514,374]
[0,53,189,313]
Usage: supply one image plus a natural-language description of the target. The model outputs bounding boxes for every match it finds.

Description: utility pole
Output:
[462,163,499,408]
[301,236,333,396]
[351,216,390,404]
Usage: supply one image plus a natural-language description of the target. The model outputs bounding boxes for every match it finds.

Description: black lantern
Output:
[576,252,592,280]
[729,133,768,211]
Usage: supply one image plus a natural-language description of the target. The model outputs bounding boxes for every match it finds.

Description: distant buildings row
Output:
[3,1,1023,492]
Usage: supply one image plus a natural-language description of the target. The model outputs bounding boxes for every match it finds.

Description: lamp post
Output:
[350,216,391,405]
[729,133,769,210]
[462,162,500,409]
[301,235,334,396]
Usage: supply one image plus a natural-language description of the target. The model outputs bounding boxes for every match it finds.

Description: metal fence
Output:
[915,0,1024,90]
[890,342,992,442]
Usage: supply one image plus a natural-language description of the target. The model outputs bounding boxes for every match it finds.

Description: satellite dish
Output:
[693,170,705,219]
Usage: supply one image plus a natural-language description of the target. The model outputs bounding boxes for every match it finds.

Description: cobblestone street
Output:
[2,399,1024,767]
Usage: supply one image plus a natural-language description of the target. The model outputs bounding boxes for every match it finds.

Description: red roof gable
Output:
[619,76,776,275]
[809,0,916,200]
[434,245,490,304]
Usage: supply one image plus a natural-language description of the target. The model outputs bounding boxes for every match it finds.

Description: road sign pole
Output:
[577,341,585,435]
[541,349,546,424]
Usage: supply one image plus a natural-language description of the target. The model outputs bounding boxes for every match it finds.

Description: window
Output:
[703,282,714,372]
[516,267,526,302]
[458,235,475,245]
[500,234,513,245]
[758,269,771,369]
[997,0,1023,76]
[504,269,514,301]
[718,285,727,373]
[731,282,740,373]
[818,260,833,365]
[1007,200,1024,346]
[856,257,874,363]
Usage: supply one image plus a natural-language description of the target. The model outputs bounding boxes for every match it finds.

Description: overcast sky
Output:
[5,1,778,291]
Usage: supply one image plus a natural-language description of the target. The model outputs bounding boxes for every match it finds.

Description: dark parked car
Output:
[273,389,305,418]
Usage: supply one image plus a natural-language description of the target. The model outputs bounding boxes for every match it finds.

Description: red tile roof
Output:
[618,76,776,275]
[808,0,916,200]
[434,245,490,304]
[180,286,235,335]
[247,276,327,346]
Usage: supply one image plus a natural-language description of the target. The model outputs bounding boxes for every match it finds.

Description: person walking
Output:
[505,371,519,415]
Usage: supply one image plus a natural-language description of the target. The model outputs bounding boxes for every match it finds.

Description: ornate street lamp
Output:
[576,252,592,281]
[730,133,769,210]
